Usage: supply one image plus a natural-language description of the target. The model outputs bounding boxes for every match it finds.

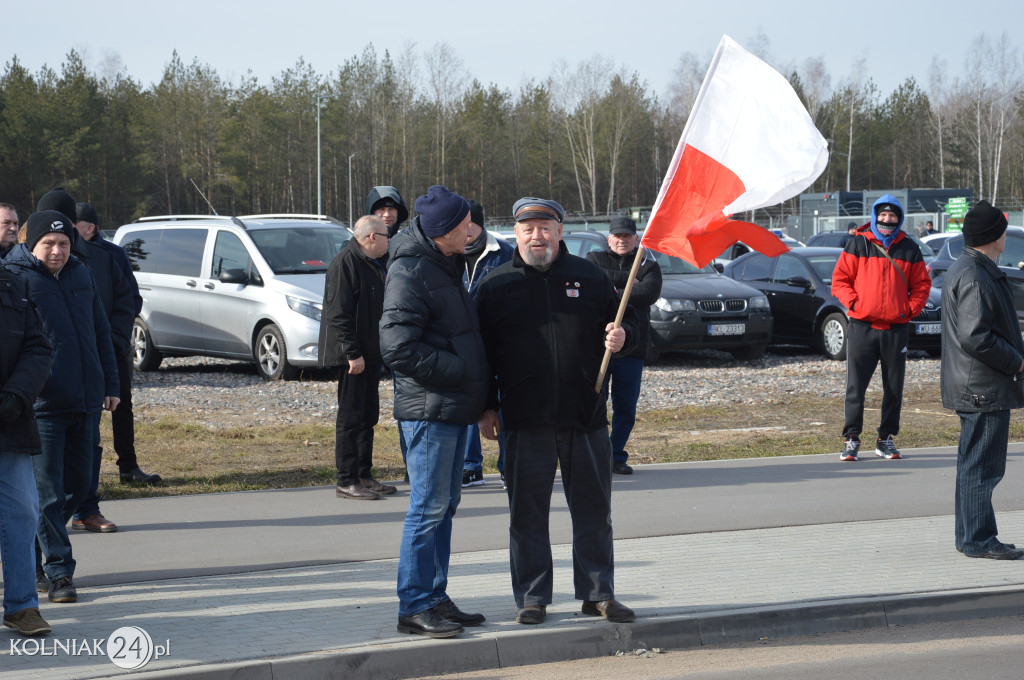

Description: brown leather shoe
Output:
[361,477,397,495]
[515,605,546,624]
[582,599,636,622]
[336,484,380,500]
[71,514,117,533]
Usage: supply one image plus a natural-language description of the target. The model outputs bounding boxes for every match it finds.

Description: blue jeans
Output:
[396,420,466,617]
[955,410,1011,554]
[73,412,103,520]
[0,449,40,615]
[33,413,92,580]
[463,412,506,474]
[606,357,644,464]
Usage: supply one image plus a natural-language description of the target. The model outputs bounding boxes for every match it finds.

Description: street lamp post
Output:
[316,94,327,216]
[348,152,357,228]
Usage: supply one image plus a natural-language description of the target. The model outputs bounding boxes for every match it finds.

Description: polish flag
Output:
[641,35,829,268]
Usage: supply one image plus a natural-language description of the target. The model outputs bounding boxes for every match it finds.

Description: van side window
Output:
[121,229,160,273]
[157,229,208,277]
[211,231,252,279]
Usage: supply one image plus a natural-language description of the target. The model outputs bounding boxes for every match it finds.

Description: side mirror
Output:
[786,276,813,290]
[712,262,724,273]
[219,268,249,285]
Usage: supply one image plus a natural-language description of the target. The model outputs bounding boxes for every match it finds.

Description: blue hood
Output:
[870,194,904,249]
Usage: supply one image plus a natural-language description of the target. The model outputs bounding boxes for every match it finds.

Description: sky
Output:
[4,0,1020,102]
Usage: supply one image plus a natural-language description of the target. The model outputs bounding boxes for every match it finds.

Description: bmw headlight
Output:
[654,297,696,312]
[286,295,323,322]
[749,295,770,310]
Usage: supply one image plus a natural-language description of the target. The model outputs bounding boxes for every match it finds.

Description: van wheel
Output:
[819,313,848,361]
[131,319,163,371]
[255,324,297,381]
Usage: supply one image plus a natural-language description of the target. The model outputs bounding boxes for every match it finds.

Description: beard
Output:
[522,241,557,267]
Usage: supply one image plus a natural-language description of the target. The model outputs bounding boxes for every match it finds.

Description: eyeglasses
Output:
[373,232,390,238]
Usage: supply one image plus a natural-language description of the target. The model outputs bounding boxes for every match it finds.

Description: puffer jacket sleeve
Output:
[831,241,860,312]
[955,278,1023,376]
[379,267,465,387]
[92,287,120,399]
[906,259,932,319]
[2,283,52,407]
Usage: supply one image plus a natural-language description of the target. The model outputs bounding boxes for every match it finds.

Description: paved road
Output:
[71,443,1024,586]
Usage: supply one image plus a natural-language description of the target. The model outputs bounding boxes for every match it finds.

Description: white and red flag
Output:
[641,35,829,268]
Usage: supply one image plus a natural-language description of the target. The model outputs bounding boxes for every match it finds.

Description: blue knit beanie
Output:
[415,185,470,238]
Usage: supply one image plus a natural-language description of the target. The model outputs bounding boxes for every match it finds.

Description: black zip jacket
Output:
[586,248,662,360]
[0,264,51,454]
[379,219,489,424]
[941,246,1024,412]
[476,241,639,431]
[318,237,386,367]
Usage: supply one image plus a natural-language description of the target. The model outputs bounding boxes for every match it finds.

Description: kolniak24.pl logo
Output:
[9,626,170,670]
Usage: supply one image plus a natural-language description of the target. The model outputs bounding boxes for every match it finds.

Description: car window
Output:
[946,237,964,259]
[654,252,715,275]
[578,240,605,257]
[905,234,935,257]
[249,227,349,274]
[738,254,772,282]
[772,255,809,283]
[121,229,159,273]
[211,231,253,279]
[806,253,842,284]
[157,229,208,277]
[999,235,1024,270]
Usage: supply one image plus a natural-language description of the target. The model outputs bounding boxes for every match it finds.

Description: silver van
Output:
[114,214,350,380]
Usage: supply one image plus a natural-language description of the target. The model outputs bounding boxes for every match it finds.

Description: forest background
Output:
[0,32,1022,228]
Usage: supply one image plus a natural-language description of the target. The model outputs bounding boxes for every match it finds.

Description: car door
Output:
[200,229,261,356]
[136,227,208,352]
[764,254,819,343]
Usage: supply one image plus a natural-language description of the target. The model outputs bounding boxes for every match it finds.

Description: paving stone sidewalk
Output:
[4,511,1024,679]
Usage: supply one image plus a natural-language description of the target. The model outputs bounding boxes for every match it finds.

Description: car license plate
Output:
[708,323,745,336]
[916,323,941,334]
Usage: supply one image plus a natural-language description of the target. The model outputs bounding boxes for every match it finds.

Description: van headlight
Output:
[286,296,322,322]
[654,297,696,312]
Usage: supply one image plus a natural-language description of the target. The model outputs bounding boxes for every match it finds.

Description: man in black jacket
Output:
[0,262,53,636]
[366,186,409,239]
[0,203,18,258]
[586,216,663,474]
[319,215,393,500]
[477,197,640,626]
[380,185,489,639]
[941,200,1024,560]
[75,202,160,487]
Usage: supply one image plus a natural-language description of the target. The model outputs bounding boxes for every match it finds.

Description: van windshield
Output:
[249,227,350,274]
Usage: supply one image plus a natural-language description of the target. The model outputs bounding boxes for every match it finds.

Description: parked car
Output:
[928,228,1024,328]
[723,246,942,360]
[921,232,954,253]
[562,232,774,361]
[114,214,351,380]
[711,234,804,271]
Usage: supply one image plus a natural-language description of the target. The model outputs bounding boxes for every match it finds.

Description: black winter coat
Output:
[941,246,1024,412]
[586,248,662,360]
[3,244,119,417]
[318,237,387,367]
[89,232,143,316]
[379,220,489,425]
[0,265,51,454]
[72,229,135,351]
[476,242,639,431]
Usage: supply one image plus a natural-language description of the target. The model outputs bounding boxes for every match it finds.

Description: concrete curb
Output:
[123,585,1024,680]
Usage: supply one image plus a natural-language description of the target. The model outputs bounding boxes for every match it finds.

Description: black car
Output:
[928,228,1024,329]
[723,247,942,360]
[562,232,774,361]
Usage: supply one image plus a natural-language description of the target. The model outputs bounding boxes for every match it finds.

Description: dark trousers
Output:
[842,321,908,441]
[335,365,380,487]
[605,356,644,464]
[111,347,139,473]
[505,426,615,607]
[955,410,1010,554]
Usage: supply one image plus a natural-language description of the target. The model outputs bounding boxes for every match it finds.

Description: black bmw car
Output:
[723,246,942,360]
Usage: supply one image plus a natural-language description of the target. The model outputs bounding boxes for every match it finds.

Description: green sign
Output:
[945,197,969,220]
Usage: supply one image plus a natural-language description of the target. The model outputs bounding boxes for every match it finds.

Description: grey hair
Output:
[353,215,384,240]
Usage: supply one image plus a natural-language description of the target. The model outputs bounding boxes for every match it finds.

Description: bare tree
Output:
[927,57,950,188]
[552,55,612,213]
[800,56,832,121]
[425,42,468,185]
[986,32,1021,203]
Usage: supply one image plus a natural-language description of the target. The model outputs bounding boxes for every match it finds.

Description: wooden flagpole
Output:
[594,244,648,393]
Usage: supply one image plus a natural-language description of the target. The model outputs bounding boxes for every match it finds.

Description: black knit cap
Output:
[36,188,77,223]
[468,200,484,227]
[25,210,74,250]
[962,200,1008,247]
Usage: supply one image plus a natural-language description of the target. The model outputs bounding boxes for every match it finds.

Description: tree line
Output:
[0,35,1021,229]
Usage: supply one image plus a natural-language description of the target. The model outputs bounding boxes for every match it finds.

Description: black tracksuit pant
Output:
[843,320,909,442]
[335,364,380,486]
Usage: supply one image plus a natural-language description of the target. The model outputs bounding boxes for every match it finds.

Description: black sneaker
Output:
[35,565,48,594]
[462,469,484,487]
[875,436,902,459]
[840,438,860,461]
[48,576,77,603]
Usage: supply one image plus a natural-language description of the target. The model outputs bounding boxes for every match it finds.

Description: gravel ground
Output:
[132,349,941,430]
